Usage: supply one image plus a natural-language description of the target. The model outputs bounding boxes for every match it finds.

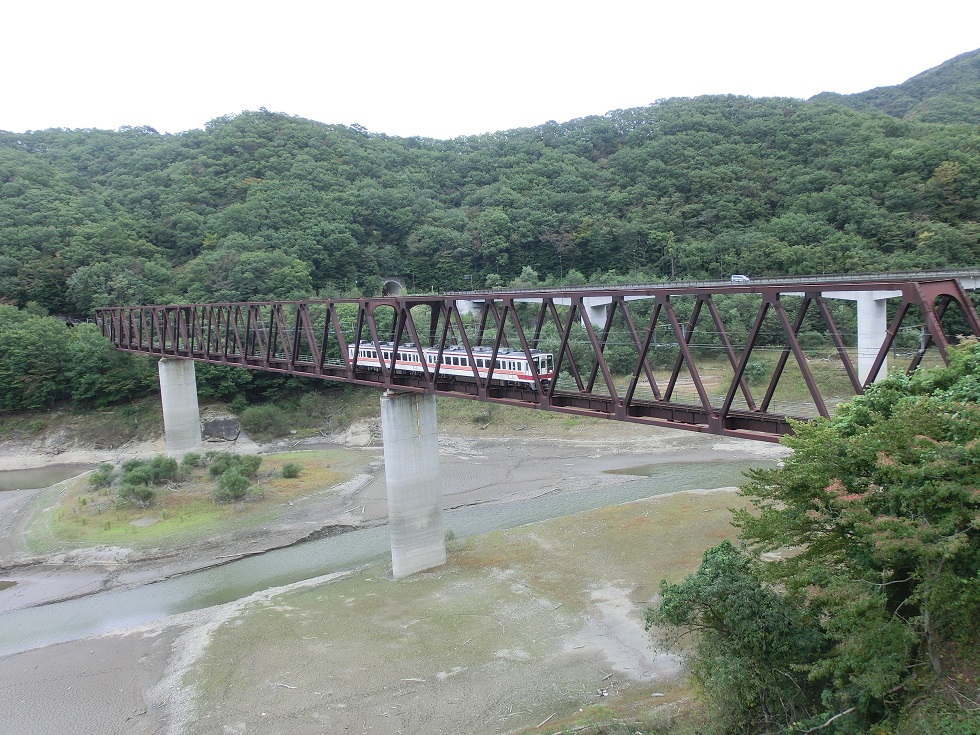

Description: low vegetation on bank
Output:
[32,450,345,551]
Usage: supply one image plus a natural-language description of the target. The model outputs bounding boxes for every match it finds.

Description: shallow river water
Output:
[0,464,96,492]
[0,459,767,657]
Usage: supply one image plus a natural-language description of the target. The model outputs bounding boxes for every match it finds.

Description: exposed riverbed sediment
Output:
[0,420,786,734]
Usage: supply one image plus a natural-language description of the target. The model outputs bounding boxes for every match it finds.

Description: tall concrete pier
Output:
[158,358,202,457]
[823,289,900,384]
[380,391,446,578]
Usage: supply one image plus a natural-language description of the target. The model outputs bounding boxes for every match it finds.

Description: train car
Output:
[348,341,555,388]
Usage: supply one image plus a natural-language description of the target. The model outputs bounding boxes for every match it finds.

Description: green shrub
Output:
[118,483,155,506]
[147,455,179,482]
[121,464,154,487]
[206,452,235,478]
[88,463,116,489]
[207,453,261,479]
[239,404,290,438]
[180,452,202,468]
[214,469,250,502]
[228,395,248,414]
[281,462,301,478]
[237,454,261,478]
[743,360,769,385]
[471,409,492,425]
[121,458,144,472]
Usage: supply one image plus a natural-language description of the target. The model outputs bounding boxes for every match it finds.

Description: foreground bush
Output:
[649,342,980,734]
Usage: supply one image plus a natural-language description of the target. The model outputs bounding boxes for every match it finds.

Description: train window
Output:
[461,358,468,367]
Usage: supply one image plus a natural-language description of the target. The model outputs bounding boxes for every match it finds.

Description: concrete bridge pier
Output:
[823,289,900,384]
[582,297,609,328]
[158,358,203,457]
[380,391,446,578]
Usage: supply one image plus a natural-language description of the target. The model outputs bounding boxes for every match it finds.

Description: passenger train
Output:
[348,341,555,388]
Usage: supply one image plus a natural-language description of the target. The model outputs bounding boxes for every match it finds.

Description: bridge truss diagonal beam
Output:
[96,276,980,443]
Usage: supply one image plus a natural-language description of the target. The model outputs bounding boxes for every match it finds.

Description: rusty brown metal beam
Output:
[95,277,980,443]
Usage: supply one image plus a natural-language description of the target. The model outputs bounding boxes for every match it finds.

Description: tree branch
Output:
[800,706,857,734]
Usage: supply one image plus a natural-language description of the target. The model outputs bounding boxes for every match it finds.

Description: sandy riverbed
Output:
[0,420,785,734]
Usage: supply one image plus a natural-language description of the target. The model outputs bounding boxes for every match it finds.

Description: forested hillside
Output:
[1,51,977,318]
[813,48,980,124]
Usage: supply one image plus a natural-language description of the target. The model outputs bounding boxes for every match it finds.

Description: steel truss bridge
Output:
[96,274,980,443]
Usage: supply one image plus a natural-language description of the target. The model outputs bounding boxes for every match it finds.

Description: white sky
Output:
[4,1,978,140]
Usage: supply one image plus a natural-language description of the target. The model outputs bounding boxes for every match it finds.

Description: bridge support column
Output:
[582,297,608,328]
[380,391,446,578]
[855,292,888,385]
[158,358,202,457]
[823,289,901,385]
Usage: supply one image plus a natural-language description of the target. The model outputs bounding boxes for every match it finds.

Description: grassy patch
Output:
[0,398,163,446]
[234,385,382,440]
[0,411,52,438]
[30,449,351,551]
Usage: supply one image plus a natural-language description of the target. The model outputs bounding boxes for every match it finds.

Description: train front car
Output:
[348,342,554,390]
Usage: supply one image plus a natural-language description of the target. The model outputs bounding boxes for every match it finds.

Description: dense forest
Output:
[1,50,978,319]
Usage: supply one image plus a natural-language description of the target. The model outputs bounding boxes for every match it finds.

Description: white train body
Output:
[349,341,555,388]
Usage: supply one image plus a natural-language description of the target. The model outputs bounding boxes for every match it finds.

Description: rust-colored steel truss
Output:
[96,277,980,443]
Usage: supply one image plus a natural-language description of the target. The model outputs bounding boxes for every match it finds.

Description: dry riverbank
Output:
[0,417,786,734]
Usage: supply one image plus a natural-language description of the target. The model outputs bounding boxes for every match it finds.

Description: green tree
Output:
[648,541,825,733]
[64,323,156,406]
[0,307,71,410]
[652,342,980,734]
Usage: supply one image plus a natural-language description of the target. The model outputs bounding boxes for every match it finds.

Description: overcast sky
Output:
[4,1,977,140]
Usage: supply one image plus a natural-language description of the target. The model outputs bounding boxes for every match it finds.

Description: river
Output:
[0,458,766,657]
